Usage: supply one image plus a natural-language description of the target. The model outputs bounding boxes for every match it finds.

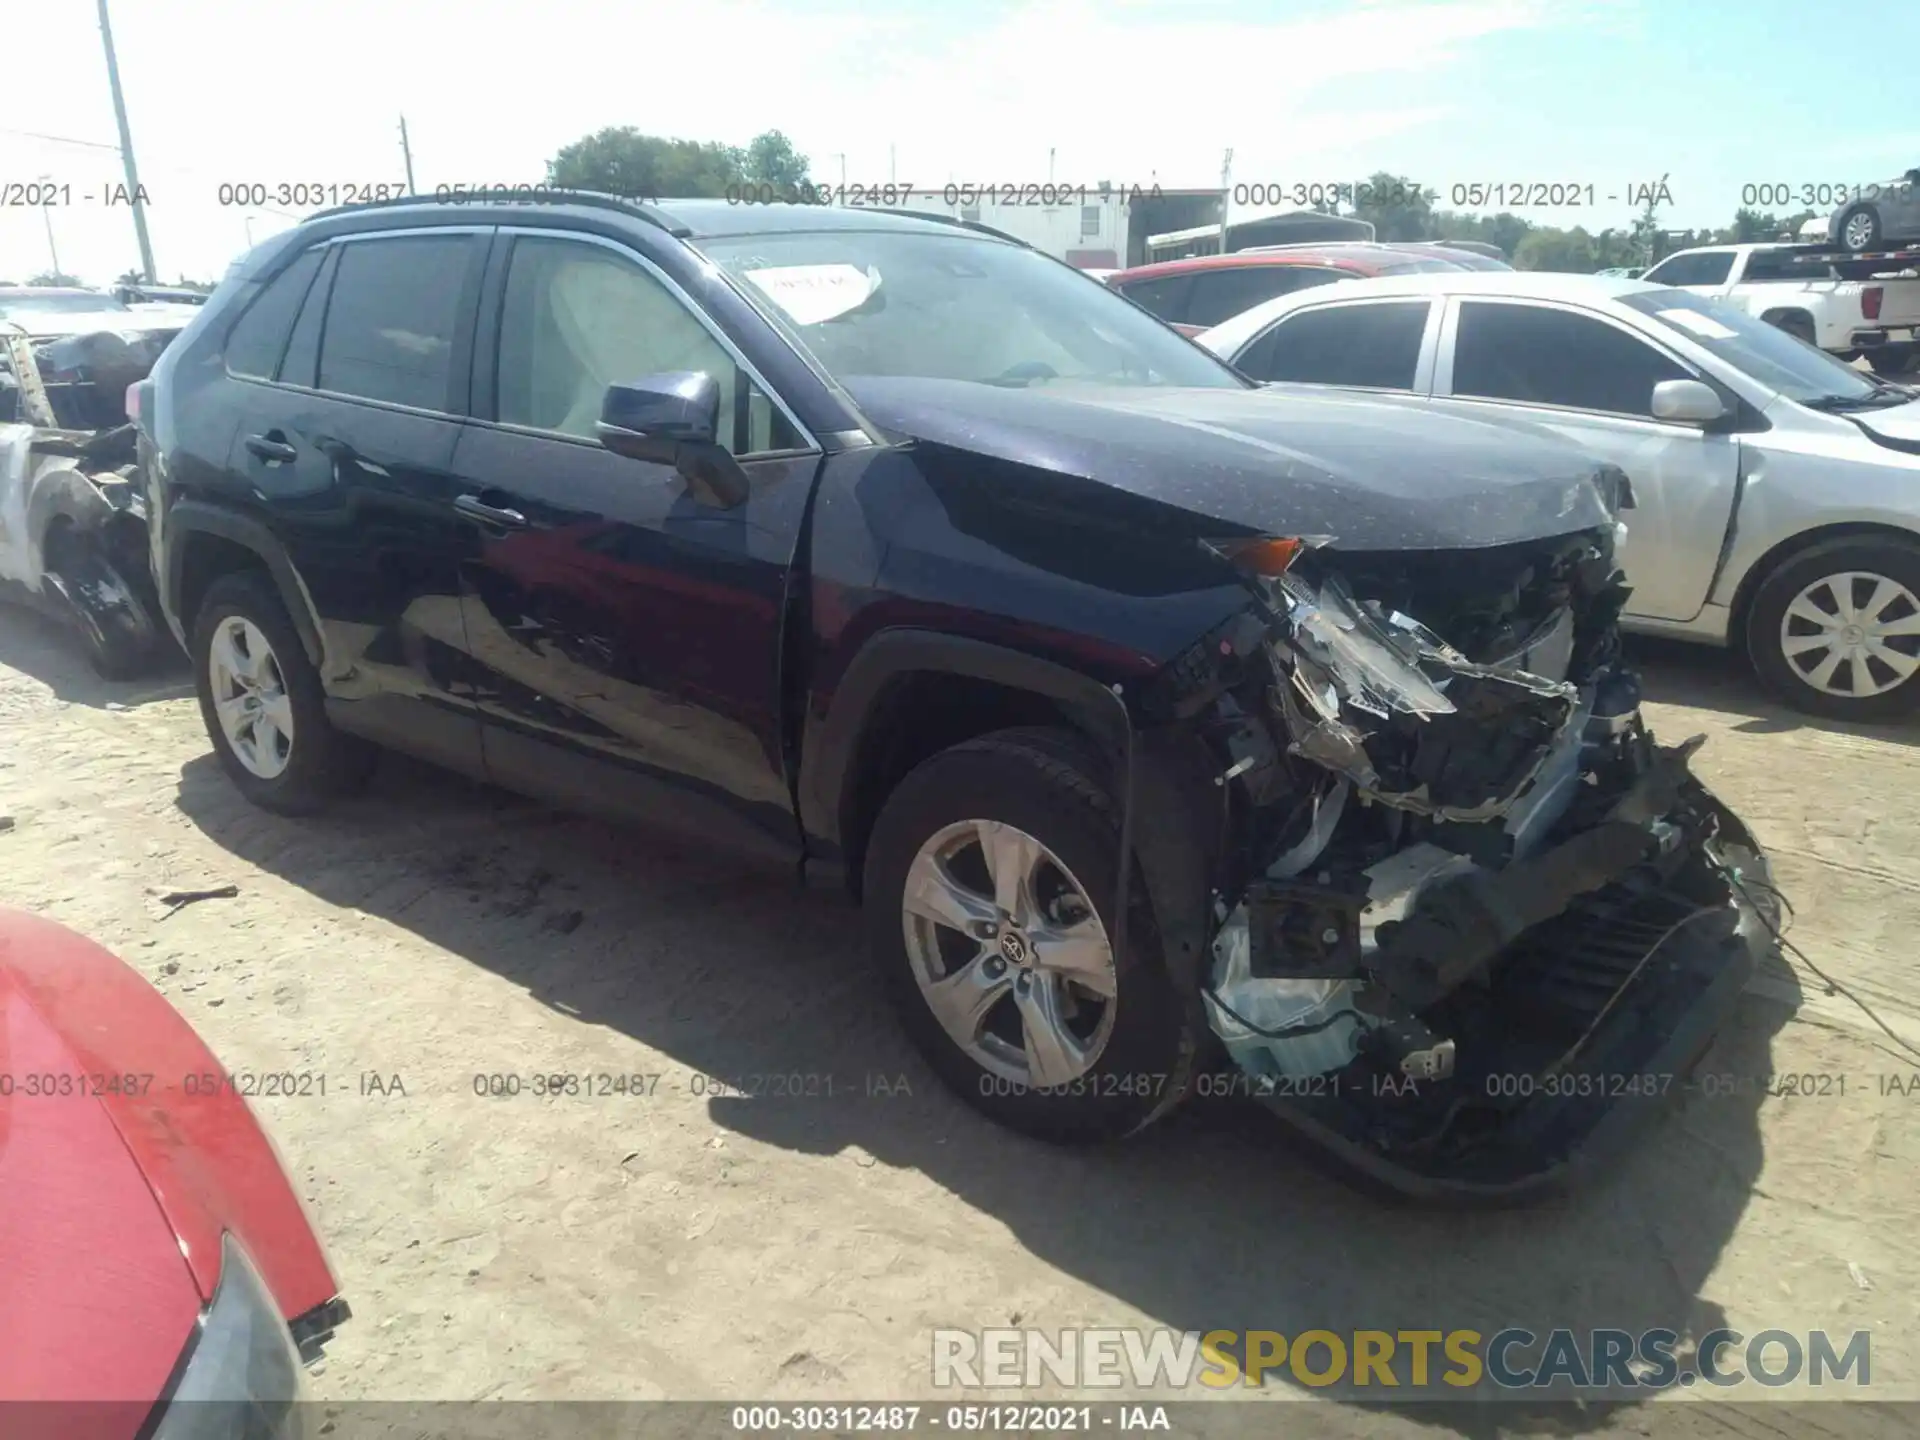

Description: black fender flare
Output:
[800,629,1220,994]
[163,499,326,670]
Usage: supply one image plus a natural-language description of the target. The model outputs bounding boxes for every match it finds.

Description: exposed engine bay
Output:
[1149,521,1773,1192]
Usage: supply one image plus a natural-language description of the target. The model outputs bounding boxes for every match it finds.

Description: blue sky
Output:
[4,0,1918,285]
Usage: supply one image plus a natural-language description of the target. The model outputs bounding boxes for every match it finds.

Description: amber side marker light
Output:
[1209,535,1307,577]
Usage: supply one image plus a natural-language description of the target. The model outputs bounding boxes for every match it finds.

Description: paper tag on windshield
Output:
[1656,308,1737,341]
[743,264,879,325]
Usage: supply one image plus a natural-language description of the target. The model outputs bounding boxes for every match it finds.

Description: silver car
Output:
[1197,270,1920,721]
[1828,169,1920,252]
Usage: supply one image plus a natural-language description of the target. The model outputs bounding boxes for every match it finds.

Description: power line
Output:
[0,127,122,152]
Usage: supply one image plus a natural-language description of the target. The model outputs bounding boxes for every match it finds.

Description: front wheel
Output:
[1746,537,1920,721]
[862,727,1198,1143]
[191,571,375,813]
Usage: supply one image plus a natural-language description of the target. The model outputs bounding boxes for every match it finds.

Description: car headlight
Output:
[150,1234,309,1440]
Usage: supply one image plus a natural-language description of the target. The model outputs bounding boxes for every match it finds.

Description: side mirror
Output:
[596,371,749,509]
[1650,378,1727,426]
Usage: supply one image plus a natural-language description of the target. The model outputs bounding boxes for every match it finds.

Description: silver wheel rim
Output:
[901,819,1118,1088]
[1779,570,1920,699]
[1844,212,1874,250]
[207,617,296,778]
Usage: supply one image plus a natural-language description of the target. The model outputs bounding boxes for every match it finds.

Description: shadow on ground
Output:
[173,732,1800,1435]
[0,604,190,710]
[1629,635,1920,750]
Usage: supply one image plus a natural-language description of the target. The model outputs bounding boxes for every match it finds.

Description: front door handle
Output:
[454,493,529,529]
[244,433,297,464]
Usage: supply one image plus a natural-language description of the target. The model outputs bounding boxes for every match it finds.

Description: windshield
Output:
[0,291,130,317]
[698,228,1248,390]
[1621,288,1880,405]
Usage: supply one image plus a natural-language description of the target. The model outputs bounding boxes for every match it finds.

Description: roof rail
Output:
[304,188,692,236]
[865,206,1033,248]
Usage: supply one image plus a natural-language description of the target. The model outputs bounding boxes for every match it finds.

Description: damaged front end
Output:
[1147,515,1776,1199]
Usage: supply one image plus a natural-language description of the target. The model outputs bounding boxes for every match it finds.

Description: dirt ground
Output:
[3,607,1918,1435]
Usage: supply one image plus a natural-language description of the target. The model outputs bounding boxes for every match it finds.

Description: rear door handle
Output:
[244,433,297,464]
[454,493,529,529]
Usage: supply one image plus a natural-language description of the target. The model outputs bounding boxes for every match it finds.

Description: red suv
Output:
[1106,242,1508,336]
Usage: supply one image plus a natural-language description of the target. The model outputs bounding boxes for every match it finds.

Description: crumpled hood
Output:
[843,376,1627,551]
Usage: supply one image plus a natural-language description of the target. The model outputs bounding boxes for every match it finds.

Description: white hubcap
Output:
[901,819,1118,1088]
[1779,571,1920,698]
[208,617,295,778]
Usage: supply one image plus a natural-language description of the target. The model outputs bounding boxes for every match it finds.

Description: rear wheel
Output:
[1746,537,1920,721]
[1838,203,1883,254]
[1867,345,1915,378]
[190,571,374,812]
[1767,311,1816,347]
[862,727,1198,1143]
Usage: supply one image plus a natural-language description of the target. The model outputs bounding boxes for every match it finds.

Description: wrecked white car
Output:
[0,324,166,676]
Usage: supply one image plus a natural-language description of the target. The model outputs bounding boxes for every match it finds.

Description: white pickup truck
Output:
[1639,241,1920,376]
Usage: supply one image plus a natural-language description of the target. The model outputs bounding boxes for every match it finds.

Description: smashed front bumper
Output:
[1168,531,1779,1201]
[1249,790,1773,1203]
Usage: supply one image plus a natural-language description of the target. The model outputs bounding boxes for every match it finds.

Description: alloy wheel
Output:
[900,819,1118,1088]
[207,616,296,778]
[1844,211,1876,250]
[1778,570,1920,699]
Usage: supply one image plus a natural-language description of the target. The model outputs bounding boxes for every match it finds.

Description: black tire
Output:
[1745,536,1920,721]
[43,558,153,681]
[1867,345,1916,378]
[1836,202,1882,254]
[862,726,1198,1143]
[190,570,374,813]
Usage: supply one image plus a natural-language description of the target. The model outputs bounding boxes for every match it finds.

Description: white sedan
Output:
[1196,270,1920,722]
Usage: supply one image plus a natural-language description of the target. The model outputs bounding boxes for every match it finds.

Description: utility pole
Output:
[399,115,417,194]
[96,0,155,283]
[1218,147,1233,255]
[889,144,896,185]
[1049,148,1056,184]
[36,174,62,276]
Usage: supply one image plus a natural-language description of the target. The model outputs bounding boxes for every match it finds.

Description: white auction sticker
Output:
[743,264,880,325]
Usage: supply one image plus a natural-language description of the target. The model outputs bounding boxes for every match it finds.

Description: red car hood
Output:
[0,908,341,1407]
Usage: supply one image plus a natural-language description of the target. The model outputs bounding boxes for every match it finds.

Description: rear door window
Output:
[1115,274,1195,324]
[317,234,481,412]
[1235,300,1431,390]
[1641,251,1735,286]
[1184,267,1342,328]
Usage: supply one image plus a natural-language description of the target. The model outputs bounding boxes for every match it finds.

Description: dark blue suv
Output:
[136,192,1775,1197]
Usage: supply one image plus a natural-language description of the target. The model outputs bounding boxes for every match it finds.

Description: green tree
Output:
[1629,192,1664,266]
[1724,207,1780,243]
[26,270,83,287]
[1513,226,1598,272]
[742,130,810,190]
[1350,170,1435,241]
[547,127,744,198]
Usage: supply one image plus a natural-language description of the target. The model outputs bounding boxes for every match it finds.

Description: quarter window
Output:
[224,248,324,380]
[317,235,476,411]
[494,236,797,455]
[1451,301,1691,417]
[1235,301,1430,390]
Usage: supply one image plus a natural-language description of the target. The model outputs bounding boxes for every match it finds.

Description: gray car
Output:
[1198,270,1920,722]
[1828,169,1920,252]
